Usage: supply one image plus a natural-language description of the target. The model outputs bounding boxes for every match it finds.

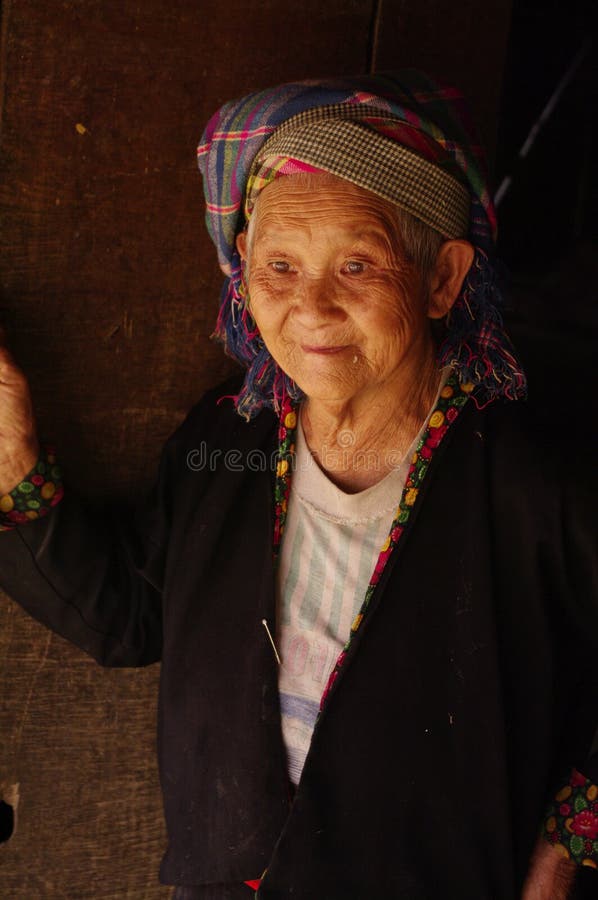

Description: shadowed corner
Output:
[0,783,19,845]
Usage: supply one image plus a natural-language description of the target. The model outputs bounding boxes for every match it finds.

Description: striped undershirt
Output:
[277,374,448,784]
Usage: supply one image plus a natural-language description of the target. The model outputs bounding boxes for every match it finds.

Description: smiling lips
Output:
[301,344,350,354]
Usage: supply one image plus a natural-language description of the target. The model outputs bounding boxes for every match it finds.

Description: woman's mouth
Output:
[300,344,349,355]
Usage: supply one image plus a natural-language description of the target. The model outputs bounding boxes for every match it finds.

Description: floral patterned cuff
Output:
[543,768,598,869]
[0,447,64,531]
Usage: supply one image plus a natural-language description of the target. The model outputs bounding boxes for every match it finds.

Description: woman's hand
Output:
[0,327,39,494]
[521,837,576,900]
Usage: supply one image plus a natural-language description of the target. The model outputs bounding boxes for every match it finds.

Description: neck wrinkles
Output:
[300,351,442,492]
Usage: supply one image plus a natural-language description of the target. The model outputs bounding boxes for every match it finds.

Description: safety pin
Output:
[261,618,281,665]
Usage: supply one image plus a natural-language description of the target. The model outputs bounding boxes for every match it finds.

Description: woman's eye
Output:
[269,260,291,273]
[344,260,366,275]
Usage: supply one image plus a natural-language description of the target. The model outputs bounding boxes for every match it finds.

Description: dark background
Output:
[496,0,596,433]
[0,0,595,896]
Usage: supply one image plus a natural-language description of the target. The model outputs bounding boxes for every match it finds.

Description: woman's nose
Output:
[294,275,344,325]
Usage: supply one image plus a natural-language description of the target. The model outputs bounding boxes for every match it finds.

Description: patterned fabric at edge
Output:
[196,70,526,418]
[0,446,64,531]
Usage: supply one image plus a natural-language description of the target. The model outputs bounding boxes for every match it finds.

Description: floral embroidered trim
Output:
[0,447,64,532]
[271,372,473,710]
[273,402,297,554]
[543,768,598,868]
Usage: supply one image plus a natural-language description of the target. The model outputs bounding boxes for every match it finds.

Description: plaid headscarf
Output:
[197,71,526,419]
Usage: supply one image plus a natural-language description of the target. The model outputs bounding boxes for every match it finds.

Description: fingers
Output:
[0,322,12,354]
[521,838,576,900]
[0,350,22,384]
[0,325,24,384]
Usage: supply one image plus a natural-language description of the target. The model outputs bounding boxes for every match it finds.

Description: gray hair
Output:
[390,205,445,284]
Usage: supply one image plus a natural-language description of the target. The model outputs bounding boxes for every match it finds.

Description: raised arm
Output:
[0,328,164,666]
[0,327,40,497]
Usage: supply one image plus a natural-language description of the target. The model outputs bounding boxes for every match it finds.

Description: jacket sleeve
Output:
[562,442,598,783]
[0,377,244,668]
[540,439,598,868]
[0,421,184,667]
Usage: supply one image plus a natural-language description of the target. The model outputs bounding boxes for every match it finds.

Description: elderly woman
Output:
[0,72,596,899]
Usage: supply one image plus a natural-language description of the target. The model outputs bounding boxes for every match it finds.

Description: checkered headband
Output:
[246,106,471,239]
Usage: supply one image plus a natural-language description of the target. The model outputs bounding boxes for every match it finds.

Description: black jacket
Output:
[0,381,596,899]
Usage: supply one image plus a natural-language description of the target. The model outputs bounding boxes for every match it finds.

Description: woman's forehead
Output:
[251,173,399,238]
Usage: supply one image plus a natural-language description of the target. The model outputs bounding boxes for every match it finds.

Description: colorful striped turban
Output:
[197,70,526,419]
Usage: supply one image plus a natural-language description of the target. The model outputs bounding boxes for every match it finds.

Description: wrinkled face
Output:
[236,173,437,405]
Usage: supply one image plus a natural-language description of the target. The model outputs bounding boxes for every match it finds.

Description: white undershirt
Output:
[276,388,442,783]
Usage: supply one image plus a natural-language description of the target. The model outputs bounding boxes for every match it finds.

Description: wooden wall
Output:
[0,1,511,896]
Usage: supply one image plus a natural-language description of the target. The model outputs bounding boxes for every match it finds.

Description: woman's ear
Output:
[236,231,248,262]
[427,240,475,320]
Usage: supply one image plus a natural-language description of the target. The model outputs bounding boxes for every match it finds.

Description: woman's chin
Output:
[291,368,367,405]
